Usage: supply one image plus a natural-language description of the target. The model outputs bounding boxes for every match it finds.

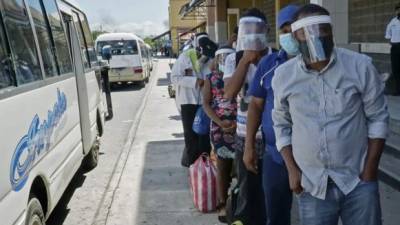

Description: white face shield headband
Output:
[236,16,268,51]
[215,48,235,72]
[291,15,335,64]
[193,34,208,49]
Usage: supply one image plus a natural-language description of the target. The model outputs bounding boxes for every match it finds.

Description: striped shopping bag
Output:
[189,153,217,213]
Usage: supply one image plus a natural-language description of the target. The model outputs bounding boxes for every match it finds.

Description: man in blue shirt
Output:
[244,5,300,225]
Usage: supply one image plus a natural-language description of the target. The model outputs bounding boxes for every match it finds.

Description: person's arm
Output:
[385,20,392,42]
[202,78,223,126]
[359,60,390,181]
[224,51,259,99]
[280,146,303,194]
[244,97,264,174]
[171,55,202,88]
[243,60,267,173]
[271,72,303,193]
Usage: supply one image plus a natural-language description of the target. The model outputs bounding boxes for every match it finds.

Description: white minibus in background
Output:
[145,43,153,71]
[95,33,151,86]
[0,0,107,224]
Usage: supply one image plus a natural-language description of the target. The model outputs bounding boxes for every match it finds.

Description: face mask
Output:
[218,64,224,73]
[298,36,334,64]
[232,41,237,49]
[279,33,299,56]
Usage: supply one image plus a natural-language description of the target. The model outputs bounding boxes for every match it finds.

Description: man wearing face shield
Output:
[385,3,400,95]
[245,5,300,225]
[171,32,216,167]
[272,4,389,225]
[224,8,274,225]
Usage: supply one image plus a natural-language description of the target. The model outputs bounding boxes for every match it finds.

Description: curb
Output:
[92,63,158,225]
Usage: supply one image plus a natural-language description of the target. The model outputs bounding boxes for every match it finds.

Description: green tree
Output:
[92,30,108,41]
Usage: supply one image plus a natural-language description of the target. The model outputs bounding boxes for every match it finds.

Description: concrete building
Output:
[169,0,206,56]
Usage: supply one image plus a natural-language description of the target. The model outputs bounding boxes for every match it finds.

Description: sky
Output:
[77,0,170,38]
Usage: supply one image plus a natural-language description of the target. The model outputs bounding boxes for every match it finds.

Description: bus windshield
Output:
[97,40,138,56]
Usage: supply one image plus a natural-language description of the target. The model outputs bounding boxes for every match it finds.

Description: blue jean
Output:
[262,152,292,225]
[297,180,382,225]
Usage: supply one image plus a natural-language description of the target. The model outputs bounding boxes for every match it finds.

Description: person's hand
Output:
[220,120,236,133]
[196,78,204,88]
[360,169,378,182]
[243,143,258,174]
[287,166,303,194]
[242,50,260,65]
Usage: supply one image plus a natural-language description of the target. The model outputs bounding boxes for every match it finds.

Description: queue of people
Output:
[171,3,389,225]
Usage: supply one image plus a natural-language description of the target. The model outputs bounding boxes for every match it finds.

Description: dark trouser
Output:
[180,104,211,166]
[234,149,266,225]
[262,152,292,225]
[391,44,400,94]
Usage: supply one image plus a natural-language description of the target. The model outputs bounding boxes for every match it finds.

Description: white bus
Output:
[0,0,107,224]
[95,33,151,85]
[145,43,153,71]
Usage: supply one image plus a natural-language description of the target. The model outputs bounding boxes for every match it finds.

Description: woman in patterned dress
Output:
[202,46,237,222]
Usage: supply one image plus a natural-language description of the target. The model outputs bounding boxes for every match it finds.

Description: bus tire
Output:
[26,197,45,225]
[83,127,100,170]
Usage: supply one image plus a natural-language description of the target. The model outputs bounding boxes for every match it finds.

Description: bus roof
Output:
[96,33,143,42]
[61,0,81,10]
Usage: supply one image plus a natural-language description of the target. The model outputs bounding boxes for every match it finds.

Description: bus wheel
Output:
[83,128,100,170]
[26,197,45,225]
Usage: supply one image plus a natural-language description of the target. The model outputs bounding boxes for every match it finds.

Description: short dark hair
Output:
[294,4,330,20]
[242,8,267,23]
[233,26,239,35]
[396,3,400,10]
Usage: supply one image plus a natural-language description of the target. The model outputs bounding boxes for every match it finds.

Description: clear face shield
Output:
[291,15,335,64]
[236,17,268,51]
[215,48,235,72]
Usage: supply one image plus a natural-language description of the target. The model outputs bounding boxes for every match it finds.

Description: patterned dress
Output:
[207,71,237,159]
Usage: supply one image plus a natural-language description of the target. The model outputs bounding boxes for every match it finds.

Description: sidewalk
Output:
[103,59,400,225]
[104,59,222,225]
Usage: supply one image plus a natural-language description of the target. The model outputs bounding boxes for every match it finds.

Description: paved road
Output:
[47,72,151,225]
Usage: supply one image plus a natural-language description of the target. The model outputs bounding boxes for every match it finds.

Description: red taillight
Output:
[133,67,143,73]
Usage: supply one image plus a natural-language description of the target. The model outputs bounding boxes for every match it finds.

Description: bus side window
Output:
[79,14,97,67]
[42,0,73,74]
[27,0,59,78]
[72,12,90,69]
[0,19,13,91]
[2,0,42,85]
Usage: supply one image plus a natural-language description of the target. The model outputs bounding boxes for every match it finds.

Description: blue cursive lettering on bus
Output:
[10,89,67,191]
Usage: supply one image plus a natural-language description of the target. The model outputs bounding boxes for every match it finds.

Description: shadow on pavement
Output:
[135,139,222,225]
[46,167,87,225]
[157,77,170,86]
[110,83,144,92]
[168,115,181,121]
[172,132,184,138]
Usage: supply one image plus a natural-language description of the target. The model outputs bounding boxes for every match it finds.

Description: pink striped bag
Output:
[189,153,217,213]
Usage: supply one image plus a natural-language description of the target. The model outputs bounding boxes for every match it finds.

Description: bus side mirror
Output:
[102,45,112,61]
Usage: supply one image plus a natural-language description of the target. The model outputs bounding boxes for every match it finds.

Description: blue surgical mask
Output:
[279,33,300,56]
[218,64,224,73]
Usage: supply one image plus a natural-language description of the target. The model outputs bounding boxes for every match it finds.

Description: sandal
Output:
[216,202,227,223]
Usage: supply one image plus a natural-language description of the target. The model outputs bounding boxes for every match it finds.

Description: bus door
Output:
[63,13,92,155]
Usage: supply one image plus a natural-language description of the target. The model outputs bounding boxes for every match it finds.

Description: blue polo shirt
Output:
[249,50,288,165]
